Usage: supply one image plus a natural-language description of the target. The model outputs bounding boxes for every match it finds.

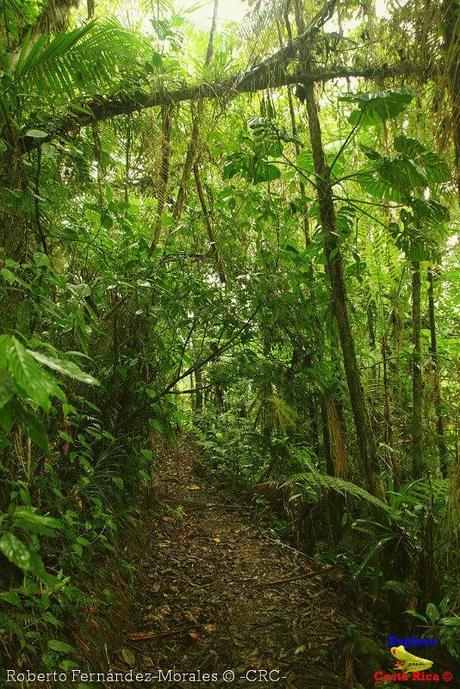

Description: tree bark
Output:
[173,112,200,222]
[193,164,226,284]
[290,0,376,490]
[382,333,394,448]
[427,266,448,476]
[205,0,219,65]
[172,0,219,224]
[195,368,204,411]
[281,9,323,461]
[443,0,460,204]
[411,261,424,478]
[301,78,377,493]
[12,0,80,55]
[151,105,172,250]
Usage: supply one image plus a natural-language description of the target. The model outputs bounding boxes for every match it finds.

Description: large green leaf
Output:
[24,129,48,139]
[248,117,283,157]
[6,337,52,411]
[28,350,98,385]
[296,149,314,173]
[379,156,427,192]
[0,532,45,577]
[285,472,398,517]
[252,160,281,184]
[14,403,50,452]
[47,640,77,654]
[357,156,426,201]
[296,148,344,178]
[0,370,16,410]
[8,18,147,113]
[356,170,403,201]
[222,152,250,180]
[0,591,22,607]
[340,90,413,127]
[394,136,451,183]
[12,507,63,536]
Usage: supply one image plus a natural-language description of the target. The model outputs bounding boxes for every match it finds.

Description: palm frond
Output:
[10,18,148,101]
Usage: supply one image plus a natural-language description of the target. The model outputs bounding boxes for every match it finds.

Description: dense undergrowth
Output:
[196,409,460,665]
[0,333,154,675]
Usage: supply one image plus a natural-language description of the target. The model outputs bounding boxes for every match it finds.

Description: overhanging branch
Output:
[18,62,418,154]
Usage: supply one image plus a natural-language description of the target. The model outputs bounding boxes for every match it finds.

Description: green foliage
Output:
[0,334,98,451]
[0,0,458,674]
[285,472,397,517]
[406,599,460,661]
[339,90,414,127]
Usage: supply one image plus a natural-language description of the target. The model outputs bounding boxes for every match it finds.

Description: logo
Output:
[373,644,454,684]
[391,645,433,672]
[387,635,436,648]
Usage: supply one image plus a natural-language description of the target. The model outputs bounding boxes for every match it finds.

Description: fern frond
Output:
[284,472,398,517]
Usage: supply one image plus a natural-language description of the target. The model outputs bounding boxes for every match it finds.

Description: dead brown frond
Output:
[324,394,348,477]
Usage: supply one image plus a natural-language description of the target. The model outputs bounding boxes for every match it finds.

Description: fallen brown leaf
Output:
[183,611,198,624]
[188,630,203,644]
[120,647,136,666]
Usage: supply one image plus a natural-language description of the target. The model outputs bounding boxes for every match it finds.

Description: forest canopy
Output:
[0,0,459,685]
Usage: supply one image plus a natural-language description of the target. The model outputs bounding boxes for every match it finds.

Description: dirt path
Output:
[115,441,351,688]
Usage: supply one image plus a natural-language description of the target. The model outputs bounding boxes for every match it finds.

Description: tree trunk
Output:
[172,0,219,224]
[151,105,172,250]
[291,0,375,491]
[411,261,424,478]
[195,368,204,411]
[301,79,376,493]
[320,396,334,476]
[382,333,394,447]
[173,112,200,222]
[193,164,226,283]
[12,0,80,55]
[428,266,448,476]
[205,0,219,65]
[280,10,325,462]
[443,0,460,204]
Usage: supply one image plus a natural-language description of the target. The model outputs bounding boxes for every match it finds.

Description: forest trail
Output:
[114,440,351,689]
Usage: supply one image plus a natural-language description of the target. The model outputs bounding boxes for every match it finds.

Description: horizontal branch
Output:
[19,62,417,154]
[16,0,422,155]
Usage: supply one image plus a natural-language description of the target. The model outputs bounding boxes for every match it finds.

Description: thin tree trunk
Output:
[301,78,376,493]
[195,368,203,411]
[261,330,272,450]
[151,104,172,250]
[411,260,424,478]
[320,397,334,476]
[172,0,219,224]
[124,117,131,208]
[443,0,460,204]
[12,0,80,55]
[173,112,200,222]
[291,0,373,487]
[382,333,394,447]
[193,163,226,283]
[428,266,448,476]
[205,0,219,65]
[280,11,323,461]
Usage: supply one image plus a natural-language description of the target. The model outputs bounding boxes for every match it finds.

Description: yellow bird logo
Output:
[390,645,434,673]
